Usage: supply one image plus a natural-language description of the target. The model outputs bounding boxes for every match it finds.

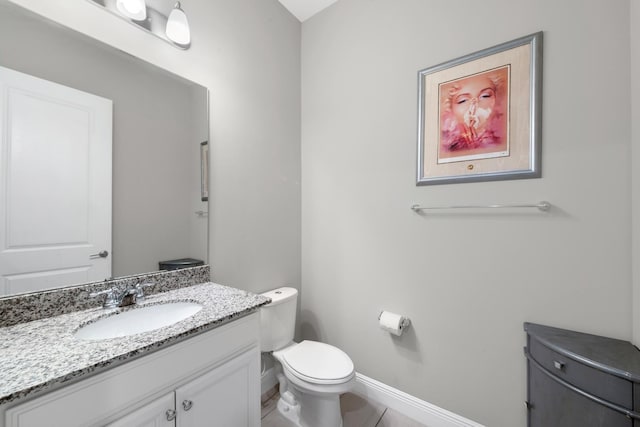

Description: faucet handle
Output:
[89,288,119,308]
[135,282,155,300]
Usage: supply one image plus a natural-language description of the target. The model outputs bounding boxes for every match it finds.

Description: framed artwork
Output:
[416,32,543,185]
[200,141,209,202]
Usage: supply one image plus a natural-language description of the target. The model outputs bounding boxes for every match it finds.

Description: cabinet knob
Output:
[182,399,193,411]
[553,360,565,371]
[166,409,176,421]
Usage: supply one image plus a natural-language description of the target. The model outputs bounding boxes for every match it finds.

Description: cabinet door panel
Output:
[107,393,175,427]
[528,361,632,427]
[176,347,260,427]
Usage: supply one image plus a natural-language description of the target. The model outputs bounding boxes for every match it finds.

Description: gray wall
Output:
[4,0,301,294]
[301,0,631,425]
[188,87,209,265]
[632,0,640,345]
[0,2,208,277]
[10,0,635,425]
[200,1,302,293]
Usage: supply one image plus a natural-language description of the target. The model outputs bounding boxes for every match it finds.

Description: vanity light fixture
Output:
[116,0,147,21]
[165,2,191,48]
[87,0,190,50]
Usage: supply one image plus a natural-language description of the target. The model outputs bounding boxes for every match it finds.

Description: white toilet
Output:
[260,287,355,427]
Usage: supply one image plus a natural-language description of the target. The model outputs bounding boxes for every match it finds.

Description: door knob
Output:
[89,250,109,259]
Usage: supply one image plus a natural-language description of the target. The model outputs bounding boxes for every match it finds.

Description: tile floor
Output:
[261,388,427,427]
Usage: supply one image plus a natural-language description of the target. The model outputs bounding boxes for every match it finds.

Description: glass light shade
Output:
[166,3,191,46]
[116,0,147,21]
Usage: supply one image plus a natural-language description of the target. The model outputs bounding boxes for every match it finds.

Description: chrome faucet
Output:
[90,282,155,309]
[134,282,154,301]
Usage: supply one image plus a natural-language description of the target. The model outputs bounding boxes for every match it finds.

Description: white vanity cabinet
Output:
[107,393,174,427]
[107,348,259,427]
[3,313,261,427]
[174,348,258,427]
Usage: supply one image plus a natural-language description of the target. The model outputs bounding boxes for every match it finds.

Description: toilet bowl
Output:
[260,288,355,427]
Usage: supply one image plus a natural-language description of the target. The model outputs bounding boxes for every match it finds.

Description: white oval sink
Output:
[75,302,203,340]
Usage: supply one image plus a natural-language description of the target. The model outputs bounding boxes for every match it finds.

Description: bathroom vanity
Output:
[0,4,268,425]
[525,322,640,426]
[0,273,269,427]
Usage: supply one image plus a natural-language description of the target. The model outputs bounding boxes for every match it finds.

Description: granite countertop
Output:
[0,282,270,405]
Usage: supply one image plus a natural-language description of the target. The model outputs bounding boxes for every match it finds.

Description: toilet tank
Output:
[260,287,298,352]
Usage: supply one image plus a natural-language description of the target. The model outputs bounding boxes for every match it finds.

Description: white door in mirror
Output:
[74,302,202,340]
[0,65,112,296]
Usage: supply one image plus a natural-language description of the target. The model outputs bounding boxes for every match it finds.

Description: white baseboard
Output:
[260,369,483,427]
[353,373,485,427]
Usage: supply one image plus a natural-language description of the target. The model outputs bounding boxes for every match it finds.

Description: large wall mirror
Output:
[0,1,209,296]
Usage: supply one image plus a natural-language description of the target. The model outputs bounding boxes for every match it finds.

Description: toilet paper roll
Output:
[379,311,410,336]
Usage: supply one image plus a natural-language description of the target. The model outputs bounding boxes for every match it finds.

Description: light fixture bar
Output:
[86,0,190,50]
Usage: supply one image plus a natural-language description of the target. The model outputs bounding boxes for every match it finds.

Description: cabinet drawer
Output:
[529,337,632,409]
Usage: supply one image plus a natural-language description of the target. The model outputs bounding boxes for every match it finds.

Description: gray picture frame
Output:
[416,32,543,186]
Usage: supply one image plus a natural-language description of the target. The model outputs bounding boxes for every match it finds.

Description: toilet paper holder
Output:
[378,311,411,336]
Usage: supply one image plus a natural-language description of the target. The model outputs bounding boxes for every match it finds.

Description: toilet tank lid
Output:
[261,287,298,305]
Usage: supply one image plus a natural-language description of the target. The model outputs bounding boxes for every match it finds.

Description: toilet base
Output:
[277,385,344,427]
[277,395,301,426]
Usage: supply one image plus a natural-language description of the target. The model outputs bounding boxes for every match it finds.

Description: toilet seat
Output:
[275,340,355,385]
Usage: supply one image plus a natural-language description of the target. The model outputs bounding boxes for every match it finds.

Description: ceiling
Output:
[145,0,338,23]
[277,0,339,22]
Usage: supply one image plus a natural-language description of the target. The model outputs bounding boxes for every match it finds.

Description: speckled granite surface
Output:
[0,265,211,327]
[0,282,270,405]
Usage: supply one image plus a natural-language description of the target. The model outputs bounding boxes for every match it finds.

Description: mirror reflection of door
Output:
[0,65,112,295]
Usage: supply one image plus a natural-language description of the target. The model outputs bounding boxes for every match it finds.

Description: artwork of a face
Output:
[438,66,510,163]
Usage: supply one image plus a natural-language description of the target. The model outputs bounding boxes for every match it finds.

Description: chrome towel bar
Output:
[411,201,551,212]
